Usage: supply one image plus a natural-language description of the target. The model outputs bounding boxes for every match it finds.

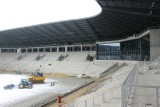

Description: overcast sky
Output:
[0,0,101,31]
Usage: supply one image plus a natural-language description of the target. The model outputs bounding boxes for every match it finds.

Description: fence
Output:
[122,63,160,107]
[65,64,136,107]
[128,85,160,107]
[121,64,138,107]
[66,86,120,107]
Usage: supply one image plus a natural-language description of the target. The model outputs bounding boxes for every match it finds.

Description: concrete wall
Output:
[150,29,160,60]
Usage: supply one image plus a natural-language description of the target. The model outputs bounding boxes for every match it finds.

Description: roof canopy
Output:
[0,0,160,48]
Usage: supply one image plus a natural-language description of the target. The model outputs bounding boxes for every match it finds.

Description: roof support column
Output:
[65,46,67,52]
[57,47,59,52]
[38,48,39,53]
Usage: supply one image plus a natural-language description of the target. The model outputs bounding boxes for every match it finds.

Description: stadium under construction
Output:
[0,0,160,107]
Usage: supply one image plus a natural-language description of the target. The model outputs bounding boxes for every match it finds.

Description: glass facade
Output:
[97,35,150,61]
[141,35,150,61]
[120,39,141,60]
[97,43,120,60]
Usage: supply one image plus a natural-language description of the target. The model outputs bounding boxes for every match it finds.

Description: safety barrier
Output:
[65,64,136,107]
[121,64,138,107]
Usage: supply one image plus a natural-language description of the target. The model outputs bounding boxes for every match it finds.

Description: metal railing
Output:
[128,85,160,107]
[66,85,120,107]
[121,64,138,107]
[65,64,136,107]
[121,63,160,107]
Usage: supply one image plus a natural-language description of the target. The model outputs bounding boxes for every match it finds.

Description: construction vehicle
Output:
[18,79,33,89]
[28,71,45,83]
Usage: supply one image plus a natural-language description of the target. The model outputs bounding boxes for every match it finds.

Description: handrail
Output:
[66,85,121,107]
[65,64,135,107]
[71,85,120,104]
[121,64,138,107]
[123,84,160,107]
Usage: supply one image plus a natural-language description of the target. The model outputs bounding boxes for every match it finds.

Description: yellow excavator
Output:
[28,71,45,83]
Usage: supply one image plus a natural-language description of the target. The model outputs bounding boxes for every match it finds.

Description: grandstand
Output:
[0,0,160,107]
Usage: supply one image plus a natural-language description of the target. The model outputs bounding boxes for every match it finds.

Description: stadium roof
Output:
[0,0,160,48]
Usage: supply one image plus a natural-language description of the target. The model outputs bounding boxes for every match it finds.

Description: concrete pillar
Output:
[17,48,21,53]
[57,47,59,52]
[65,46,67,52]
[150,29,160,60]
[38,48,39,53]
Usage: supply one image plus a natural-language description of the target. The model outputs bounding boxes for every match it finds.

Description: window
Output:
[59,47,65,52]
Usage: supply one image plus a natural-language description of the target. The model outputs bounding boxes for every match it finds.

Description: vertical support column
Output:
[38,48,39,53]
[57,47,59,52]
[0,48,1,53]
[65,46,67,52]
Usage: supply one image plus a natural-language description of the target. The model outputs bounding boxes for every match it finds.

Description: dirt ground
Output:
[44,72,70,78]
[45,77,106,107]
[45,82,94,107]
